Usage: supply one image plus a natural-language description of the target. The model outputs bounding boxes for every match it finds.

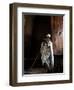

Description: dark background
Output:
[24,15,63,74]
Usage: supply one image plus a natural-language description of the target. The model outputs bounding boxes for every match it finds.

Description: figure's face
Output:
[45,37,51,43]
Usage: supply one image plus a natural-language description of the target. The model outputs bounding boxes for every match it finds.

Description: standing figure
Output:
[40,34,54,72]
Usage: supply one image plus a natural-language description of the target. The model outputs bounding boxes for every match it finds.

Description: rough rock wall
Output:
[51,16,63,55]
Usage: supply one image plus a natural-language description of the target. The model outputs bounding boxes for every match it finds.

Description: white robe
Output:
[40,40,54,69]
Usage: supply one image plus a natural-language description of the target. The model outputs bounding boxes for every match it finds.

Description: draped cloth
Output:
[40,40,54,70]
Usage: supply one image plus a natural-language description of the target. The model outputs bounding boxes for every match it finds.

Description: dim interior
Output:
[23,14,63,74]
